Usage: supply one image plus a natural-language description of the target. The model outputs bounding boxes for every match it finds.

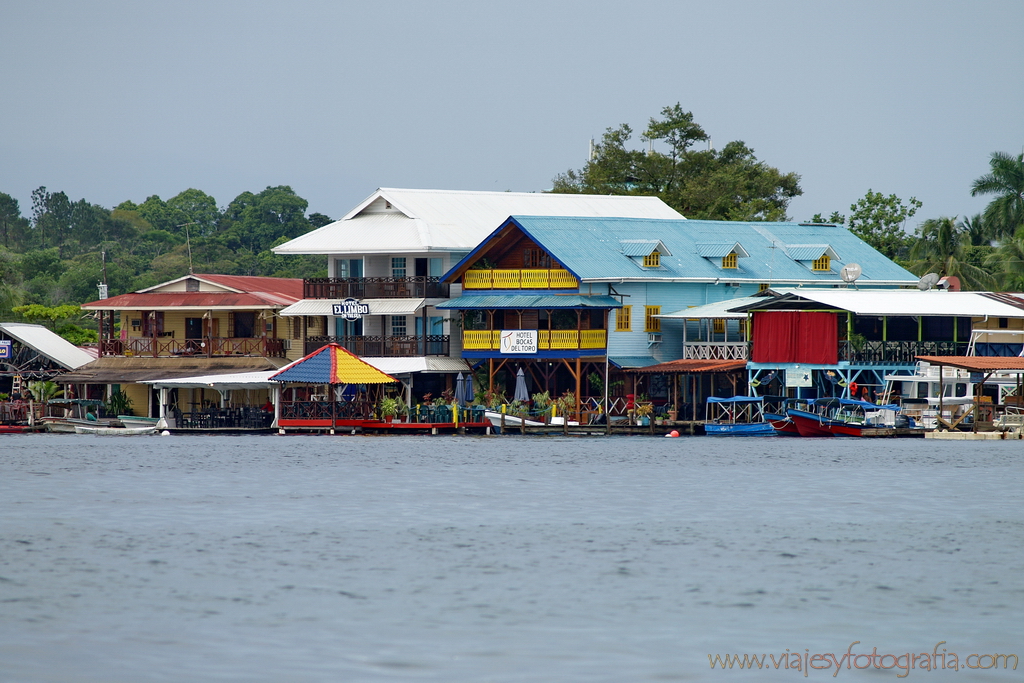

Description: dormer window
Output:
[643,251,661,268]
[812,255,830,272]
[620,239,671,268]
[696,242,749,269]
[722,253,738,269]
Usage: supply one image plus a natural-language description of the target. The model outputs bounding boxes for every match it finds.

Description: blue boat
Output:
[704,396,777,436]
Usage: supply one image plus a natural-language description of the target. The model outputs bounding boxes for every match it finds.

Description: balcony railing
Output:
[839,340,970,363]
[463,329,606,350]
[683,342,749,360]
[99,337,287,358]
[304,276,449,299]
[463,269,578,289]
[305,335,450,357]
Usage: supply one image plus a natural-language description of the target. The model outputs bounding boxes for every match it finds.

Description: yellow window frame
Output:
[615,306,632,332]
[812,255,830,272]
[645,306,661,333]
[643,251,660,268]
[722,253,738,269]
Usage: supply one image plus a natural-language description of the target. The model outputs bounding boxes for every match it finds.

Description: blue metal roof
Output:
[437,294,621,309]
[489,216,917,284]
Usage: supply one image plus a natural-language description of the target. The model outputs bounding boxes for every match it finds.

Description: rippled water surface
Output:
[1,434,1022,682]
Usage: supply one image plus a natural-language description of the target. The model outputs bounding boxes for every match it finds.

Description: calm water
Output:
[1,434,1022,682]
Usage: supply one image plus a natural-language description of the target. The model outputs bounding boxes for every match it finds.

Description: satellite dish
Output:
[840,263,862,283]
[917,273,940,291]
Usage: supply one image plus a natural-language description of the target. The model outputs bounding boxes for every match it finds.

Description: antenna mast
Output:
[177,222,198,274]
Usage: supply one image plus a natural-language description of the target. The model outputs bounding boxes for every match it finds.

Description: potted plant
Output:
[378,396,399,423]
[554,391,577,420]
[665,404,678,422]
[634,401,653,426]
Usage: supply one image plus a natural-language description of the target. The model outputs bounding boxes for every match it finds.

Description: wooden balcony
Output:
[462,269,578,289]
[463,329,606,350]
[305,335,450,357]
[99,337,288,358]
[838,340,969,363]
[304,276,449,299]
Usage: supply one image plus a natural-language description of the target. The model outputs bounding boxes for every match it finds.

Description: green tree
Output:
[167,188,220,236]
[0,193,30,250]
[907,217,995,291]
[971,150,1024,240]
[308,212,334,229]
[551,104,802,220]
[846,190,922,260]
[807,211,846,225]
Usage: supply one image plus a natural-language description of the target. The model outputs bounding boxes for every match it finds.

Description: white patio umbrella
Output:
[513,367,529,402]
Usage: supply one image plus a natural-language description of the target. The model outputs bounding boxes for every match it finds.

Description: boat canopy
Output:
[811,397,899,411]
[706,396,764,404]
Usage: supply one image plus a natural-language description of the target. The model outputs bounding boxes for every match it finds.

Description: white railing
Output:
[683,342,748,360]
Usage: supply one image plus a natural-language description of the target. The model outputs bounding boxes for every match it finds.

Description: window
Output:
[524,248,552,268]
[722,253,737,269]
[391,257,407,277]
[643,251,661,268]
[812,255,830,272]
[759,282,770,292]
[713,318,725,334]
[645,306,661,333]
[391,315,407,336]
[615,306,632,332]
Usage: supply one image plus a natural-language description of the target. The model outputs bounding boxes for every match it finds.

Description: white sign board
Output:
[332,298,370,321]
[0,339,10,359]
[786,369,813,388]
[500,330,537,354]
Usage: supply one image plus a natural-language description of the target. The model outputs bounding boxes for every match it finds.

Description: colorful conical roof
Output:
[269,344,397,385]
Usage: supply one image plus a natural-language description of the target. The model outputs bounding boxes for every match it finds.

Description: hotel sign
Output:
[0,340,10,359]
[332,298,369,321]
[500,330,537,354]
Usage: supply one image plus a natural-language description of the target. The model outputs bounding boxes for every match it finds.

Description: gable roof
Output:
[444,216,916,285]
[272,187,684,255]
[81,274,303,311]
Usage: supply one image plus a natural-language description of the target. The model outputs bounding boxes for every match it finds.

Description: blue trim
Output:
[461,349,606,360]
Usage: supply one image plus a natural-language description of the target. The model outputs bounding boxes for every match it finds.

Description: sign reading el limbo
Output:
[500,330,537,354]
[332,298,370,321]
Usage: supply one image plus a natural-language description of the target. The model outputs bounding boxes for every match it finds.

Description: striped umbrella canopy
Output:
[270,344,397,385]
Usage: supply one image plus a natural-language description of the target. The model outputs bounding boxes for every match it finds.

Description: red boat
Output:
[786,398,901,437]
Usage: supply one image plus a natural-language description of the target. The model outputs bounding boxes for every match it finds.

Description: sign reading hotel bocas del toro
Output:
[332,298,370,321]
[500,330,538,354]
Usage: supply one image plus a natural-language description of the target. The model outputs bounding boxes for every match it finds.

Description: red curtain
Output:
[752,312,837,364]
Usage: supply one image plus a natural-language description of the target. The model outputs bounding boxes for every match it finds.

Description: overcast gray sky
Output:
[3,0,1022,229]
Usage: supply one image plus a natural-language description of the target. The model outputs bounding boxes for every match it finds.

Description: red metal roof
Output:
[627,359,747,374]
[81,274,304,310]
[916,356,1024,372]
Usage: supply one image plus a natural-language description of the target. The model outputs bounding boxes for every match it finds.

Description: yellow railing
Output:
[462,329,606,351]
[580,329,607,349]
[463,269,578,289]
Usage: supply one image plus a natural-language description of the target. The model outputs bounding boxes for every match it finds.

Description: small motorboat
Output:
[74,425,158,436]
[704,396,776,436]
[787,397,901,437]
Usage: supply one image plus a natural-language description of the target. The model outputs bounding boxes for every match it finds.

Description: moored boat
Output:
[704,396,776,436]
[787,397,901,437]
[74,425,158,436]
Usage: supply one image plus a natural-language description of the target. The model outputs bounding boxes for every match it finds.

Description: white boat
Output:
[117,415,161,429]
[484,410,578,429]
[74,425,158,436]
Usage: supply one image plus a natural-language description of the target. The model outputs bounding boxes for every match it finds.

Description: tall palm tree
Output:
[971,151,1024,240]
[908,217,995,290]
[985,225,1024,291]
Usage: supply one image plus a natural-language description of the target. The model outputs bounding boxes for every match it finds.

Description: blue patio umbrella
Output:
[463,372,474,405]
[513,367,529,402]
[455,373,465,406]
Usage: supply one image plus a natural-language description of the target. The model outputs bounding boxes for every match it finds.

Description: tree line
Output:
[552,104,1024,291]
[0,185,331,335]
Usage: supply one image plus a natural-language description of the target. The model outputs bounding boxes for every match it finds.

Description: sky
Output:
[2,0,1022,230]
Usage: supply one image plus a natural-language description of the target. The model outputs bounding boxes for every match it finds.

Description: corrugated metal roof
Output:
[784,245,839,261]
[81,291,301,311]
[695,242,748,258]
[437,294,621,309]
[619,240,667,256]
[273,188,684,255]
[278,298,445,317]
[609,356,658,368]
[628,359,747,374]
[488,217,915,285]
[915,356,1024,372]
[658,295,765,319]
[362,356,472,375]
[0,323,94,369]
[144,371,280,389]
[743,289,1024,317]
[56,356,287,383]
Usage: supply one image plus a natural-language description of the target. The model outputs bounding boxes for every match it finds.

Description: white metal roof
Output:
[143,370,279,389]
[362,356,472,375]
[757,289,1024,317]
[658,295,766,319]
[278,298,445,317]
[0,322,95,369]
[273,187,684,255]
